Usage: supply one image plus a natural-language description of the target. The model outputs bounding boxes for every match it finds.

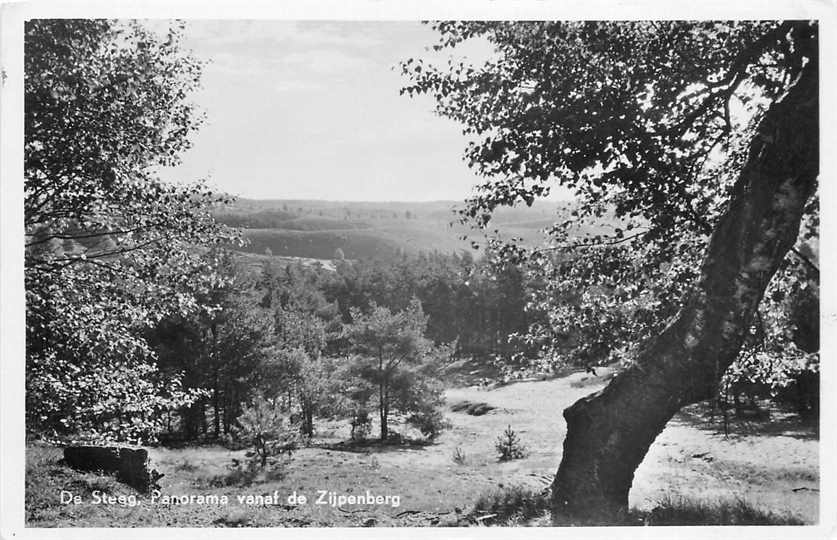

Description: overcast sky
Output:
[157,20,501,202]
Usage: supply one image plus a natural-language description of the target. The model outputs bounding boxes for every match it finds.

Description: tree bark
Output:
[305,409,313,437]
[379,387,388,441]
[213,370,221,438]
[552,39,818,523]
[211,324,220,438]
[300,397,314,437]
[200,400,207,436]
[379,352,388,441]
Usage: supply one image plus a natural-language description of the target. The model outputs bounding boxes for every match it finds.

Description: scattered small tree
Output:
[495,425,527,462]
[235,393,298,469]
[344,299,450,441]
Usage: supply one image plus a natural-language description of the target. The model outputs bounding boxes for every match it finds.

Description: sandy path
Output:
[141,369,818,524]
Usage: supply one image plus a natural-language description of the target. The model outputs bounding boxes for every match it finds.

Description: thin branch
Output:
[541,229,648,251]
[25,224,153,248]
[661,21,791,140]
[25,236,164,271]
[84,258,124,275]
[790,246,819,275]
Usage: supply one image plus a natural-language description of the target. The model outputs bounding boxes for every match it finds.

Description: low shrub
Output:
[642,494,806,525]
[450,400,495,416]
[205,457,286,488]
[350,410,372,442]
[408,408,450,439]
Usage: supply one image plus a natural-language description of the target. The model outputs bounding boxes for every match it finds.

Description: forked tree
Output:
[402,21,818,522]
[343,299,446,441]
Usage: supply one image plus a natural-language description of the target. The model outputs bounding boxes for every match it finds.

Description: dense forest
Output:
[141,248,542,444]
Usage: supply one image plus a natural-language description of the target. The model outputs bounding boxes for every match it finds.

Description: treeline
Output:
[323,251,538,360]
[214,207,423,229]
[238,229,403,260]
[215,210,372,230]
[146,249,540,443]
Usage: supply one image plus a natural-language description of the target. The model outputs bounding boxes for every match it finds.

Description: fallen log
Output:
[63,445,161,492]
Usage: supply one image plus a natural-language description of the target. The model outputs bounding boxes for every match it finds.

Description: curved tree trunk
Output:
[552,40,818,523]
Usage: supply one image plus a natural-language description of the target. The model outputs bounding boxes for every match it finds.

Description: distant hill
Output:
[215,198,610,261]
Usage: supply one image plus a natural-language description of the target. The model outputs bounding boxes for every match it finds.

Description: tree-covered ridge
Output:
[212,198,583,260]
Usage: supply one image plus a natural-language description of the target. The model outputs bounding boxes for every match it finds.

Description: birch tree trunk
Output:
[552,48,818,523]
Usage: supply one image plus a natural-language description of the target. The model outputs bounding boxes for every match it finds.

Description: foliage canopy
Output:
[25,19,239,443]
[402,21,819,394]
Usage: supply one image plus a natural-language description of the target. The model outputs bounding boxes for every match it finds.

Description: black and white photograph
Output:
[0,1,834,535]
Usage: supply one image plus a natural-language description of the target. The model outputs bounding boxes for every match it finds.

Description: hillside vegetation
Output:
[214,199,586,259]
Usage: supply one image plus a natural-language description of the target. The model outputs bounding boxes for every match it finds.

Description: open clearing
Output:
[26,368,818,527]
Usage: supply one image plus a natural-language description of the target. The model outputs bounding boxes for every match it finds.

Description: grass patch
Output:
[173,459,199,473]
[467,487,807,526]
[25,443,137,524]
[640,494,806,525]
[212,508,253,527]
[469,485,551,526]
[197,459,287,488]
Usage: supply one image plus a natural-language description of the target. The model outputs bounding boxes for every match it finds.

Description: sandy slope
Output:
[27,368,818,526]
[152,369,817,524]
[441,369,818,523]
